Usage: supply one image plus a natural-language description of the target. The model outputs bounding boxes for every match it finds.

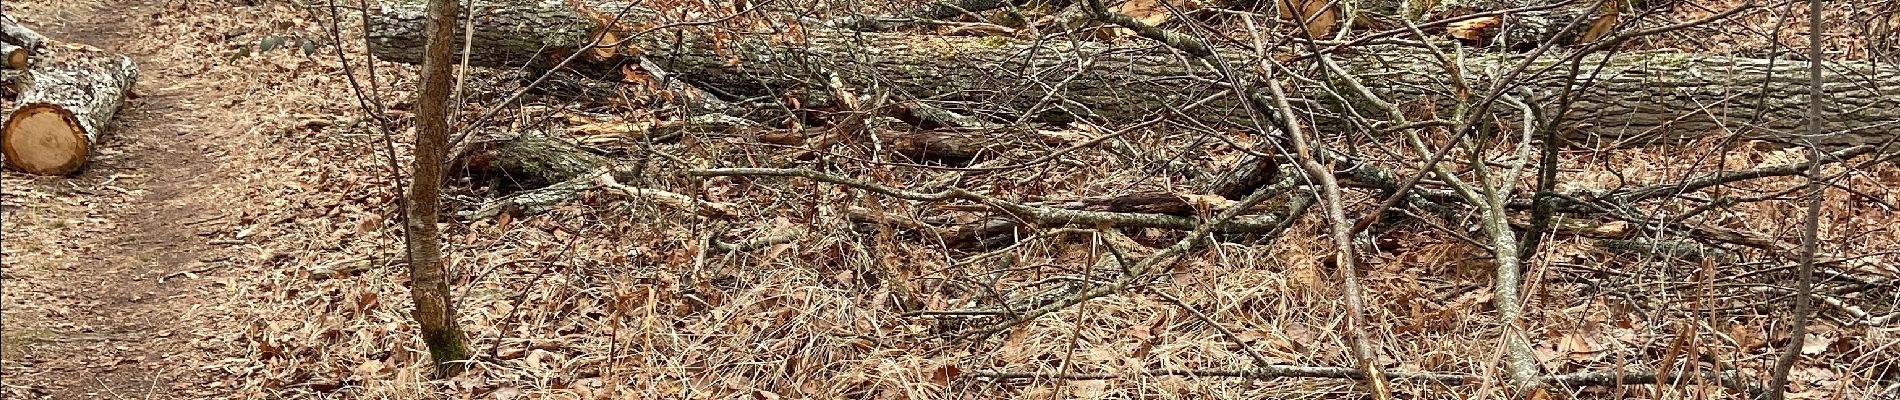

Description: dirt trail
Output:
[2,1,254,398]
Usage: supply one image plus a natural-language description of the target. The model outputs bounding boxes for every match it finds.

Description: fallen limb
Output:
[1537,370,1765,398]
[972,366,1472,385]
[457,168,737,219]
[594,174,737,218]
[710,232,799,252]
[0,14,47,53]
[691,167,1292,233]
[305,258,376,280]
[457,173,602,219]
[1814,295,1900,327]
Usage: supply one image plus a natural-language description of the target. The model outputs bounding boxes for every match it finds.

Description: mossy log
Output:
[367,0,1897,148]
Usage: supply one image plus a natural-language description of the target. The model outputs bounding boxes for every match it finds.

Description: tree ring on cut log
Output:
[3,104,91,175]
[1,38,137,175]
[1,43,26,69]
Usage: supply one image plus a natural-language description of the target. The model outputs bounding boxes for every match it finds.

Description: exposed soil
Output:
[2,1,255,398]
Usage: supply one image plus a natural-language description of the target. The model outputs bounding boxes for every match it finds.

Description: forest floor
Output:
[1,0,1895,399]
[1,0,283,398]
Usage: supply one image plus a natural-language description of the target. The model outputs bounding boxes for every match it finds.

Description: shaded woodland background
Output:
[1,0,1897,398]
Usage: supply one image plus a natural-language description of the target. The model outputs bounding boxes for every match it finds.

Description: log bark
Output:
[525,60,755,117]
[0,14,48,53]
[2,42,138,175]
[367,1,1898,148]
[1203,153,1280,200]
[451,132,608,190]
[401,0,474,377]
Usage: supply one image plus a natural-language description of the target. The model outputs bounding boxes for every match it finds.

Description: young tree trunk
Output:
[1,42,137,175]
[365,0,1899,148]
[402,0,472,378]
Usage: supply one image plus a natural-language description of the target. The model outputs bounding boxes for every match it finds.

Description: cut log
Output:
[367,1,1899,148]
[2,42,138,175]
[0,43,25,70]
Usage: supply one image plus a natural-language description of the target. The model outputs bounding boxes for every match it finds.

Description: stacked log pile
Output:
[1,13,138,176]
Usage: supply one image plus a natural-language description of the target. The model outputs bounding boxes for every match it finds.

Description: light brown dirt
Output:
[2,0,256,398]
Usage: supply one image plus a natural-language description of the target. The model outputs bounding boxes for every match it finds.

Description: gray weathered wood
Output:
[366,0,1898,148]
[0,13,48,53]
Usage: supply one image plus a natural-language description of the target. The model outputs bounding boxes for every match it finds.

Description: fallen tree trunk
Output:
[367,1,1898,148]
[1,40,138,175]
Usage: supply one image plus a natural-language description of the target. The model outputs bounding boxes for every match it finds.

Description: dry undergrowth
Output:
[6,0,1893,398]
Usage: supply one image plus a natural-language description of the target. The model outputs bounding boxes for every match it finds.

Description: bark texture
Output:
[452,132,608,190]
[0,14,48,53]
[1,42,137,175]
[401,0,473,378]
[366,0,1897,148]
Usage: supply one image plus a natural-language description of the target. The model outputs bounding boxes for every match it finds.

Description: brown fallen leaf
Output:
[1277,0,1338,38]
[1447,16,1502,42]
